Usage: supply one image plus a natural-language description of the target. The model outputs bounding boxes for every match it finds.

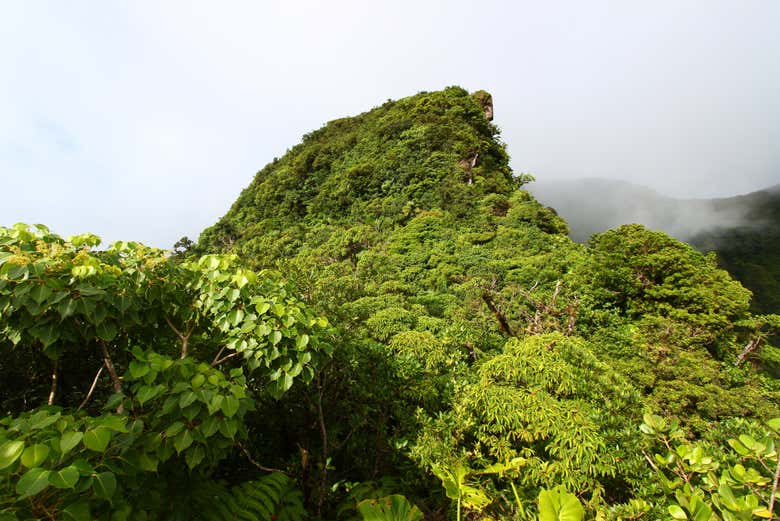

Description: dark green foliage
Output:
[192,472,307,521]
[690,185,780,316]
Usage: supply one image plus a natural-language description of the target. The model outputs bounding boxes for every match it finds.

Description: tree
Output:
[0,223,329,519]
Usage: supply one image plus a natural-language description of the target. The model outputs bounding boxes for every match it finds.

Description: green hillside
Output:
[689,186,780,315]
[1,87,779,520]
[195,87,780,518]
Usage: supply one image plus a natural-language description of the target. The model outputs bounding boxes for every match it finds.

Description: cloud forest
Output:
[1,87,779,520]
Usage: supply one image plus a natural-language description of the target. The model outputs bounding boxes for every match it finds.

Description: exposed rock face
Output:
[472,90,494,121]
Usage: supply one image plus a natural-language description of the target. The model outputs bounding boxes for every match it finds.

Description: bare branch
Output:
[47,360,58,406]
[98,340,123,413]
[769,454,780,520]
[77,364,105,411]
[211,351,240,367]
[237,443,290,475]
[735,336,763,367]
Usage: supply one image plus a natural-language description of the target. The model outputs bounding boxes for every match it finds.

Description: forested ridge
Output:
[1,87,779,520]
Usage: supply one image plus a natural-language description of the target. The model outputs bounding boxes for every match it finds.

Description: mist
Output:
[528,178,779,243]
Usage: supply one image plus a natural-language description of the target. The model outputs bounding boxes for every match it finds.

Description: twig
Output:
[482,292,514,337]
[238,443,289,475]
[47,360,58,406]
[316,373,329,517]
[98,340,124,413]
[211,351,240,367]
[164,316,192,359]
[735,337,763,367]
[769,453,780,520]
[77,364,105,411]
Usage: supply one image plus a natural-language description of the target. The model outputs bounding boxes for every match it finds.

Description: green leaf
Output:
[49,465,80,489]
[255,301,271,315]
[357,494,424,521]
[138,451,158,472]
[95,321,118,342]
[174,429,194,454]
[128,360,150,379]
[20,444,50,468]
[165,422,185,438]
[539,488,584,521]
[31,321,60,347]
[136,384,164,405]
[60,431,84,455]
[271,330,283,345]
[668,505,688,520]
[221,395,240,417]
[16,467,51,499]
[57,299,78,319]
[296,333,309,349]
[92,471,117,500]
[179,391,198,409]
[29,284,53,304]
[83,428,112,452]
[62,501,91,521]
[185,446,205,469]
[191,374,205,389]
[0,440,25,470]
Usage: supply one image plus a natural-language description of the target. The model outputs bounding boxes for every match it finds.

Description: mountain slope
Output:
[529,178,780,313]
[196,88,779,518]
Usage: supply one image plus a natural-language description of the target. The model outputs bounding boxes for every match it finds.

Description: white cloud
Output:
[1,1,778,246]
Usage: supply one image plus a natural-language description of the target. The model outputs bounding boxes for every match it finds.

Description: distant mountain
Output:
[529,178,780,313]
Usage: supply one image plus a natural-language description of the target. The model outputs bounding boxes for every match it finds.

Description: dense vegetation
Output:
[2,87,779,519]
[689,187,780,317]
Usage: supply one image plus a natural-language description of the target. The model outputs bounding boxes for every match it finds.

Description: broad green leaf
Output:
[31,321,60,347]
[357,494,423,521]
[21,444,50,468]
[95,321,117,342]
[296,333,309,349]
[255,301,271,315]
[62,501,91,521]
[16,467,51,499]
[179,391,198,409]
[136,384,164,405]
[49,465,80,489]
[668,505,687,520]
[539,488,584,521]
[60,431,84,455]
[128,360,150,379]
[29,284,53,304]
[92,471,117,500]
[185,446,205,469]
[138,451,158,472]
[174,429,194,453]
[0,440,25,470]
[191,374,205,389]
[271,330,282,345]
[221,395,240,417]
[165,422,185,437]
[83,428,112,452]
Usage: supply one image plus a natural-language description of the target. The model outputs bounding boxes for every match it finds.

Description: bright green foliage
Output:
[0,224,327,519]
[641,413,780,520]
[538,487,585,521]
[578,224,751,339]
[4,87,780,519]
[186,87,779,519]
[413,333,641,512]
[357,494,424,521]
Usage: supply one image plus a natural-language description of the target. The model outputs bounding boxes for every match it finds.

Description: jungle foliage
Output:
[2,87,779,519]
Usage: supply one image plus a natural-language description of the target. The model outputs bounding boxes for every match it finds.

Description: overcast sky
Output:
[2,1,779,247]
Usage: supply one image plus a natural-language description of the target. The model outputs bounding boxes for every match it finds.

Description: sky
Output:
[1,1,779,248]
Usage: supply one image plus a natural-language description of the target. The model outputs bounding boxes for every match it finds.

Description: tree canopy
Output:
[2,87,779,520]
